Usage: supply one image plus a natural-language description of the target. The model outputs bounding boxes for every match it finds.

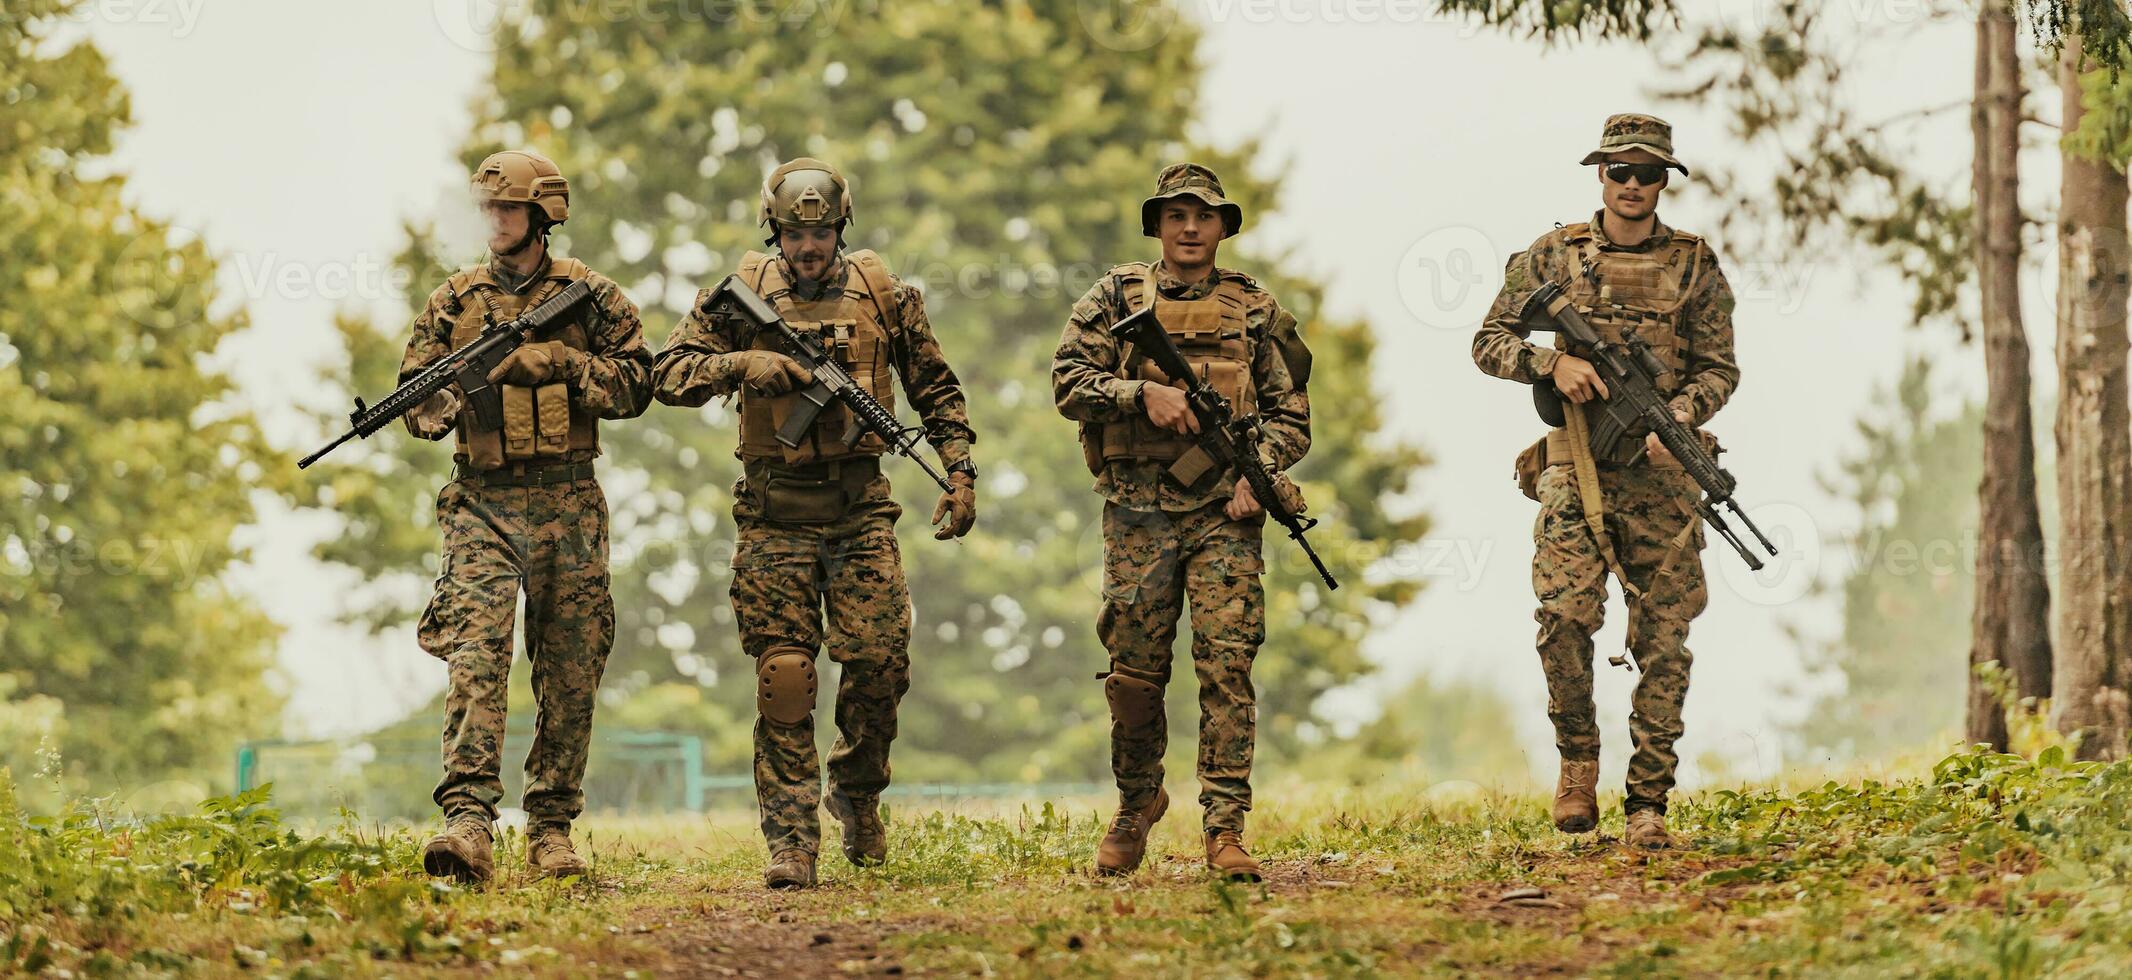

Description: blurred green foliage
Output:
[0,0,283,798]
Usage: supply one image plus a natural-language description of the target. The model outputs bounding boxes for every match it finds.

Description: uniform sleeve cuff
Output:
[1526,346,1562,383]
[1118,379,1149,415]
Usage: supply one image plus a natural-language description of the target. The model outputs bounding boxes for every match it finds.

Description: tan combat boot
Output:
[1204,830,1263,882]
[1552,759,1600,834]
[1094,788,1169,876]
[765,848,818,890]
[422,815,495,884]
[527,824,590,879]
[1624,809,1673,850]
[826,790,887,867]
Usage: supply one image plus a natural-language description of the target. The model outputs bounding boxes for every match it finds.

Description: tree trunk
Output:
[1967,4,2052,752]
[2051,36,2132,761]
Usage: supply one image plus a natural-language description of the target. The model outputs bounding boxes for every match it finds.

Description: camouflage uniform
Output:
[653,253,973,857]
[1054,258,1310,834]
[1473,207,1738,815]
[404,256,652,831]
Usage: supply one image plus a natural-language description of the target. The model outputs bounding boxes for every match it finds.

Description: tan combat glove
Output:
[487,341,572,386]
[404,388,462,440]
[931,472,977,540]
[731,350,815,395]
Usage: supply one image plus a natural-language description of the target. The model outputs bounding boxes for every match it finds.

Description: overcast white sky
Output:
[75,0,2044,785]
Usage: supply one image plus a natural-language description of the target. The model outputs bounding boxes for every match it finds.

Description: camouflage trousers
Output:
[1098,500,1266,833]
[729,473,912,856]
[417,476,615,829]
[1531,463,1707,815]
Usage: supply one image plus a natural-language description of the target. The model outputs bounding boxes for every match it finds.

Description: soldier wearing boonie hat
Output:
[1473,114,1742,852]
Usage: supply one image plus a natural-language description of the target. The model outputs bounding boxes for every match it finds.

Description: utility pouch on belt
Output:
[749,458,880,525]
[761,474,847,524]
[1079,422,1105,477]
[1514,436,1548,501]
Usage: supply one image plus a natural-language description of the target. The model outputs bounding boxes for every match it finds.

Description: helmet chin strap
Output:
[497,219,547,259]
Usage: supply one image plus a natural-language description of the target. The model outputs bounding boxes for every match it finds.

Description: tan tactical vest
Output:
[732,249,901,464]
[1092,263,1257,468]
[447,257,600,471]
[1551,223,1707,392]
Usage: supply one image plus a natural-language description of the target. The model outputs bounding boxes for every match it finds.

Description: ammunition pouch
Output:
[447,258,599,472]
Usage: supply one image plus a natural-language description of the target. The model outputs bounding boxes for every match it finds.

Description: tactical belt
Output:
[455,461,597,488]
[741,455,882,486]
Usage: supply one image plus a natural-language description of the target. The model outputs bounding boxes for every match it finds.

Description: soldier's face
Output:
[1158,201,1224,270]
[481,201,537,253]
[1599,149,1666,221]
[778,225,839,281]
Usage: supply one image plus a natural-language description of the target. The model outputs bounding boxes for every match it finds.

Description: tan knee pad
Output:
[1103,666,1165,732]
[756,647,818,726]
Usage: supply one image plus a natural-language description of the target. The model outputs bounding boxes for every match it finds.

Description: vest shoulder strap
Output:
[737,250,775,292]
[844,248,902,335]
[546,256,591,282]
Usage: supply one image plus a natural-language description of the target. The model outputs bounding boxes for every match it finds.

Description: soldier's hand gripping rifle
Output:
[299,279,594,469]
[1110,305,1339,590]
[704,275,952,494]
[1520,280,1777,570]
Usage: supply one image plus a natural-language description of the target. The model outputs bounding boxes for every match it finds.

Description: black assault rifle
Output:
[1521,280,1777,570]
[299,278,593,468]
[704,275,952,494]
[1110,305,1338,590]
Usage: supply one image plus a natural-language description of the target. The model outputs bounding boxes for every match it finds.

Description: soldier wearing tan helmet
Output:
[1473,114,1740,850]
[1052,163,1313,882]
[653,158,977,889]
[400,149,652,884]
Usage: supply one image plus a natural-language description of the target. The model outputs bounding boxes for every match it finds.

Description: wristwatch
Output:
[947,459,978,482]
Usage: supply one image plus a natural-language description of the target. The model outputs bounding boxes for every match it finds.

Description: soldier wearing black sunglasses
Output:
[1472,113,1741,853]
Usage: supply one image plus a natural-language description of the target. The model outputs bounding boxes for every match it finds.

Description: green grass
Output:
[7,749,2132,976]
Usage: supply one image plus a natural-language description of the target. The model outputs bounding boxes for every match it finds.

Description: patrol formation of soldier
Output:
[373,112,1738,887]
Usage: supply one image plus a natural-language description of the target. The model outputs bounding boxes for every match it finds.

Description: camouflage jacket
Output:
[1472,212,1740,427]
[398,255,653,464]
[651,253,975,470]
[1053,261,1311,512]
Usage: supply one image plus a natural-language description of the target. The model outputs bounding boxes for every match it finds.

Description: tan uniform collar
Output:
[482,252,553,294]
[1149,260,1223,300]
[1587,210,1673,252]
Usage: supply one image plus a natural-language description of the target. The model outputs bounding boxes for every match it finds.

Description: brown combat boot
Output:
[826,790,887,867]
[527,824,590,879]
[765,848,818,890]
[1624,809,1673,850]
[1204,830,1263,882]
[422,815,494,884]
[1552,759,1600,834]
[1094,788,1169,876]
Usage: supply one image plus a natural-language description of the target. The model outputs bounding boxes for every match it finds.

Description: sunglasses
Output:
[1603,162,1670,187]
